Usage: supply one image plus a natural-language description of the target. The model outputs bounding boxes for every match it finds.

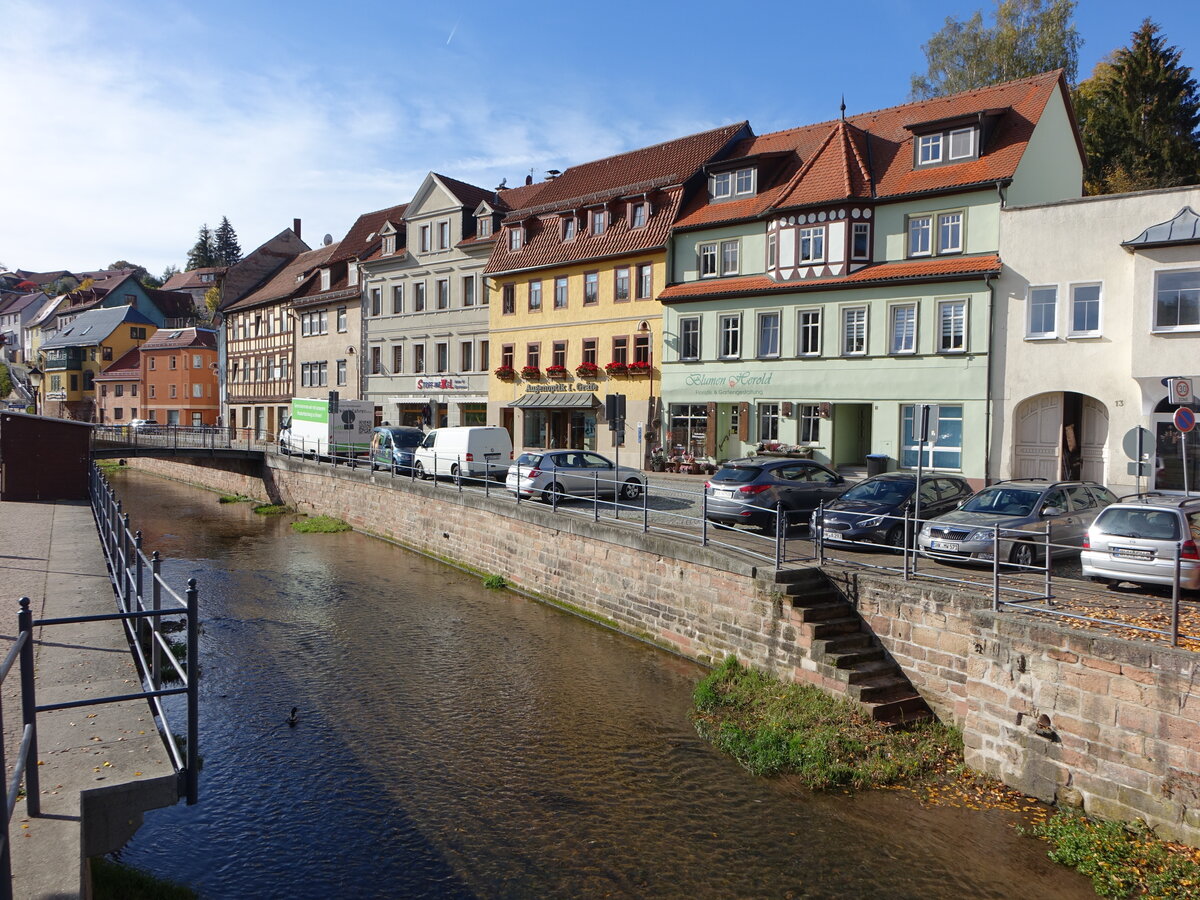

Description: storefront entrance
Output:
[522,409,596,450]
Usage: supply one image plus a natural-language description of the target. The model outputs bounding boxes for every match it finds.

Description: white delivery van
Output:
[279,397,374,458]
[413,426,513,479]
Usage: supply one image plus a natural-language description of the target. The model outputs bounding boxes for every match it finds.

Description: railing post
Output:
[642,479,649,533]
[134,530,146,648]
[484,461,490,498]
[19,598,40,817]
[816,501,825,566]
[902,506,910,579]
[774,500,784,570]
[515,463,522,505]
[701,491,709,546]
[1043,525,1052,599]
[456,460,462,493]
[992,526,1001,611]
[1172,544,1182,647]
[591,471,597,520]
[185,579,199,805]
[121,513,133,613]
[152,551,162,687]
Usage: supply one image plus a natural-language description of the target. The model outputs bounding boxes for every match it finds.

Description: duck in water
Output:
[288,707,298,727]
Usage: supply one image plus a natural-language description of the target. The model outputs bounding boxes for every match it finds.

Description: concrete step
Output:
[834,659,899,684]
[784,585,844,605]
[793,602,852,624]
[766,567,827,586]
[811,632,874,655]
[868,692,933,725]
[808,616,862,638]
[824,646,886,669]
[844,673,914,702]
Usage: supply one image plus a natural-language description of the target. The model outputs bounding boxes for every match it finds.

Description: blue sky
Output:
[1,0,1196,277]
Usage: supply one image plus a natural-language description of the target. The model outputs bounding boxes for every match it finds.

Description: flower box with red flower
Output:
[575,361,601,378]
[545,364,569,379]
[627,360,652,374]
[520,365,541,379]
[494,365,516,380]
[604,361,628,375]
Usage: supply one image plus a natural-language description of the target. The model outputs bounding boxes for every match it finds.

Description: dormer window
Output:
[200,273,214,283]
[477,216,492,238]
[710,167,756,201]
[948,127,975,159]
[918,134,942,165]
[382,234,396,255]
[348,261,358,284]
[562,217,577,241]
[915,126,979,167]
[509,226,524,251]
[630,202,647,229]
[590,209,607,236]
[320,268,331,291]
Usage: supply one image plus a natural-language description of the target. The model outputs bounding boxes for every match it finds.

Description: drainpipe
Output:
[984,272,995,486]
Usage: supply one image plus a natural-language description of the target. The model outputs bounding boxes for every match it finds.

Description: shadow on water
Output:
[109,468,1092,899]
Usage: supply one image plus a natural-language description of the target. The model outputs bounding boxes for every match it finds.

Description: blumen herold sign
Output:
[414,377,469,391]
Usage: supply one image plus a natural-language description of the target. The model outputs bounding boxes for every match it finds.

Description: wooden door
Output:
[1013,393,1061,481]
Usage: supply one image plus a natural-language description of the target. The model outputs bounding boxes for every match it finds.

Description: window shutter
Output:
[737,402,749,441]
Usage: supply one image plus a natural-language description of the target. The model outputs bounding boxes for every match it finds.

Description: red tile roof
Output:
[225,242,341,312]
[161,267,227,291]
[96,347,141,380]
[675,71,1070,230]
[658,254,1002,303]
[333,203,408,264]
[141,327,218,351]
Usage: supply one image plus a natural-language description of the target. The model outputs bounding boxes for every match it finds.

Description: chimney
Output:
[525,174,533,185]
[293,218,302,239]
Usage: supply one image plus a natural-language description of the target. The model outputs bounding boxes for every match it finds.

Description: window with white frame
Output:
[562,217,576,240]
[799,404,821,443]
[337,307,347,332]
[590,209,607,235]
[420,225,431,252]
[842,306,867,355]
[799,226,825,263]
[699,243,718,278]
[918,134,942,165]
[711,171,732,199]
[757,311,781,358]
[478,216,492,238]
[1154,270,1200,331]
[938,212,963,253]
[710,167,755,200]
[758,403,780,441]
[1028,286,1057,337]
[554,276,568,309]
[584,271,599,305]
[909,216,932,256]
[528,280,542,311]
[719,314,741,358]
[851,222,870,260]
[631,202,647,228]
[890,304,917,354]
[798,308,822,356]
[679,317,700,360]
[337,359,347,385]
[437,279,450,309]
[1069,283,1101,336]
[414,282,426,312]
[636,264,652,299]
[938,299,967,352]
[508,227,523,251]
[438,221,450,249]
[719,240,739,275]
[735,168,755,195]
[382,234,396,255]
[320,269,330,290]
[902,404,963,469]
[948,127,975,159]
[767,232,777,268]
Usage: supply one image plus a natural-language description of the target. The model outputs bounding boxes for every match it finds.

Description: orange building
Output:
[141,327,220,426]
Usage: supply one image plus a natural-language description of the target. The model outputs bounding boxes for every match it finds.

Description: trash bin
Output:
[866,453,889,477]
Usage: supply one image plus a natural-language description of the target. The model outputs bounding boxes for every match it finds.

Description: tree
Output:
[160,264,180,284]
[1076,20,1200,194]
[911,0,1081,99]
[107,260,161,289]
[186,224,218,271]
[214,216,242,266]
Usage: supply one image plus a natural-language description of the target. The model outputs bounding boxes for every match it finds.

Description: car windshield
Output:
[390,431,422,448]
[960,488,1041,517]
[1095,507,1180,540]
[711,466,762,484]
[514,453,543,467]
[840,479,913,504]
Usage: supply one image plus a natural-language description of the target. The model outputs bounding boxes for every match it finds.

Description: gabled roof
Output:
[40,305,156,349]
[0,291,47,316]
[95,347,141,380]
[224,242,341,312]
[1123,206,1200,250]
[161,267,227,291]
[428,173,496,214]
[332,203,408,264]
[140,327,218,351]
[675,70,1070,229]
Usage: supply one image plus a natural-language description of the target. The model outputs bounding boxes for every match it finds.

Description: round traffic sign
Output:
[1174,407,1195,433]
[1173,378,1194,402]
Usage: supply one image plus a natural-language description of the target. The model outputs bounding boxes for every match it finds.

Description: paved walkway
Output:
[0,499,178,899]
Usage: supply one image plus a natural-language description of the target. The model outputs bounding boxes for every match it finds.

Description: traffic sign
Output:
[1174,407,1195,433]
[1170,377,1195,405]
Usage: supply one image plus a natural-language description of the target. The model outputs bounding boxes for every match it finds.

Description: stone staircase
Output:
[769,567,931,726]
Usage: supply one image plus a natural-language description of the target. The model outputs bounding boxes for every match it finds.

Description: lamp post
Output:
[27,365,43,416]
[637,320,654,467]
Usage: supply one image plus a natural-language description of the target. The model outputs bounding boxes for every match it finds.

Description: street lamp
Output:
[638,320,655,465]
[27,365,43,416]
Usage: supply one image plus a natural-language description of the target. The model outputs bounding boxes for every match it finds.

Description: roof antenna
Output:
[840,95,847,121]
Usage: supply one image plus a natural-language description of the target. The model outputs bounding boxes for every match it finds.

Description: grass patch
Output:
[291,515,351,533]
[91,857,197,899]
[1025,811,1200,899]
[252,503,292,516]
[691,655,961,789]
[217,494,252,504]
[483,573,508,590]
[95,459,123,470]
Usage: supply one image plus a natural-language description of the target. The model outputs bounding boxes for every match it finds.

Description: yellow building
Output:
[484,122,749,466]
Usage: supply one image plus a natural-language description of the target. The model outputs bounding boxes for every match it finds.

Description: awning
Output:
[508,392,598,409]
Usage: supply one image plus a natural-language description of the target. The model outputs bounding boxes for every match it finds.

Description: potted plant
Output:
[627,360,652,374]
[604,361,628,375]
[649,446,667,472]
[575,361,601,379]
[520,365,541,380]
[545,364,569,379]
[494,365,516,380]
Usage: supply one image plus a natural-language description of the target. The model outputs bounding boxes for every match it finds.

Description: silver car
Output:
[506,450,645,502]
[1081,495,1200,590]
[918,479,1117,567]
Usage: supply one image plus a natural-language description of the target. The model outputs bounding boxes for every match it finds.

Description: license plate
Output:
[930,540,960,551]
[484,452,501,459]
[716,490,734,500]
[1112,547,1154,560]
[824,531,845,541]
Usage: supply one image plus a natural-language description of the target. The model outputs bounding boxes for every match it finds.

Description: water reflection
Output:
[110,468,1090,899]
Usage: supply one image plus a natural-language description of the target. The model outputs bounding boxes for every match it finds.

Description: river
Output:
[109,468,1092,899]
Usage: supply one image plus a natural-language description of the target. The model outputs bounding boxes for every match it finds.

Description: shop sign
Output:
[47,391,67,400]
[525,381,599,393]
[682,371,775,396]
[414,376,469,392]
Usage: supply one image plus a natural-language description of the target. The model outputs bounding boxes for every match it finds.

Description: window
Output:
[767,232,777,268]
[798,308,822,356]
[480,340,489,370]
[169,384,177,398]
[614,267,630,301]
[436,279,449,309]
[852,222,870,260]
[890,304,917,354]
[529,280,542,311]
[721,240,740,275]
[192,383,203,398]
[438,221,450,250]
[337,307,347,332]
[948,127,975,160]
[413,344,425,373]
[371,288,382,316]
[148,357,156,370]
[508,227,523,251]
[938,299,967,352]
[393,345,404,373]
[436,342,448,372]
[554,276,568,309]
[735,168,755,195]
[319,309,328,334]
[699,243,718,277]
[590,209,607,235]
[611,336,628,364]
[902,404,963,469]
[562,217,576,240]
[630,202,647,228]
[414,282,426,312]
[719,314,741,359]
[392,286,403,314]
[799,405,820,443]
[918,134,943,165]
[131,327,147,340]
[526,343,540,368]
[581,338,597,365]
[634,333,650,365]
[420,225,431,252]
[337,359,347,385]
[478,216,492,238]
[552,341,567,368]
[636,264,652,300]
[712,171,732,199]
[757,311,781,358]
[1070,283,1101,335]
[799,227,825,263]
[461,341,473,372]
[502,283,515,315]
[462,276,475,307]
[909,216,932,256]
[584,272,598,305]
[501,344,514,369]
[320,268,331,291]
[758,403,780,442]
[169,355,177,370]
[711,167,754,199]
[842,306,867,355]
[115,384,124,397]
[679,317,700,361]
[382,234,396,255]
[1155,270,1200,330]
[938,212,963,253]
[192,354,201,368]
[1028,286,1057,337]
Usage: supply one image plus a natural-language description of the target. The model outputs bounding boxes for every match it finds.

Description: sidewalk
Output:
[0,499,178,899]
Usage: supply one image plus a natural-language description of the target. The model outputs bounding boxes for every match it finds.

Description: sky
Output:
[1,0,1197,278]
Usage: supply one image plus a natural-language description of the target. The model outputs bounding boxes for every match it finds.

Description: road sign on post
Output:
[605,393,626,433]
[1174,407,1195,433]
[1170,377,1195,406]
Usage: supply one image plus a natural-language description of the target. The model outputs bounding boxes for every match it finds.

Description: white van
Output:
[413,426,513,479]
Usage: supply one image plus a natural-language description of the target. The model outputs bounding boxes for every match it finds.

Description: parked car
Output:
[369,426,424,472]
[704,458,847,530]
[413,426,513,479]
[1081,494,1200,590]
[506,450,645,502]
[128,418,160,433]
[814,473,973,548]
[918,479,1118,566]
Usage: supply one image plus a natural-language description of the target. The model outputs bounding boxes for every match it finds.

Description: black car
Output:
[814,472,973,548]
[704,457,847,530]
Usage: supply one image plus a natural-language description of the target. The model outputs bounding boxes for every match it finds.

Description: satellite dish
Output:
[323,233,333,246]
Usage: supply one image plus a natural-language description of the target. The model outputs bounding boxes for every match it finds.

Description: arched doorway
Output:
[1013,392,1108,482]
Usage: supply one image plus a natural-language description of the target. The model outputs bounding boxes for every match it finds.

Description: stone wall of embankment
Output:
[124,455,1200,845]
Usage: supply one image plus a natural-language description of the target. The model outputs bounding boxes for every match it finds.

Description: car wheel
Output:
[370,461,378,471]
[1009,541,1037,568]
[450,463,460,478]
[541,481,565,504]
[884,524,905,549]
[619,479,642,501]
[415,462,427,480]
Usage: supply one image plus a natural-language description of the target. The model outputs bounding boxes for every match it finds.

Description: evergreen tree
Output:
[160,263,180,284]
[1076,20,1200,194]
[214,216,242,266]
[186,224,218,271]
[911,0,1081,99]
